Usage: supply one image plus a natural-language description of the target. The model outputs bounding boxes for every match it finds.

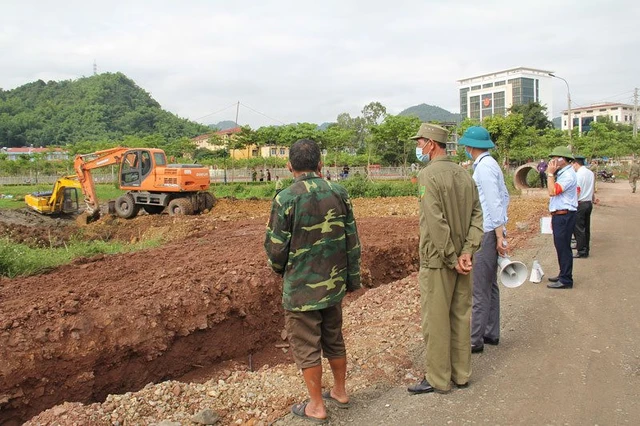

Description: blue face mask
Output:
[416,146,430,163]
[465,148,473,160]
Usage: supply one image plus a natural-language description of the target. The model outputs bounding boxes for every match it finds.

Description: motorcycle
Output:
[597,170,616,183]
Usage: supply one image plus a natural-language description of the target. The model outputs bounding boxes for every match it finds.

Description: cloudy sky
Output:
[1,0,638,128]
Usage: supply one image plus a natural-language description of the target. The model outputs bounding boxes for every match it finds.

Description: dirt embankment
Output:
[0,196,548,425]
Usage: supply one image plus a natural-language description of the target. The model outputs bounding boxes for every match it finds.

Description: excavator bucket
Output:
[76,210,100,226]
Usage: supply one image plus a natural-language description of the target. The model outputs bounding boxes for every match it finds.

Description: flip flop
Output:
[291,402,328,424]
[322,391,351,409]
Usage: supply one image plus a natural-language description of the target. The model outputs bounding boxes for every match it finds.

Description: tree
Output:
[483,113,525,167]
[509,102,552,132]
[371,114,421,170]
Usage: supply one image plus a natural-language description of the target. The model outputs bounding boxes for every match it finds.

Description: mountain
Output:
[398,104,461,123]
[0,72,210,147]
[208,120,239,131]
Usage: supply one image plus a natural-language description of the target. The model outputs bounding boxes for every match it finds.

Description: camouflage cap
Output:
[410,123,449,143]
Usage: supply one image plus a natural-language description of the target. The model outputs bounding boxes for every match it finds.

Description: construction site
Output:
[0,193,551,425]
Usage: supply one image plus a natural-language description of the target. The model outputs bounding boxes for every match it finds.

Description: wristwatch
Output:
[547,173,554,177]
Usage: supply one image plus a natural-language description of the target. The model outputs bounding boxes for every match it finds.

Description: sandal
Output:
[291,402,328,424]
[322,391,351,409]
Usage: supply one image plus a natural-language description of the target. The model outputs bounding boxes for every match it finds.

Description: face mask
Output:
[416,147,430,163]
[465,148,473,160]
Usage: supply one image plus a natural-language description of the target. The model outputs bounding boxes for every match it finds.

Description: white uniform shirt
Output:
[576,166,595,202]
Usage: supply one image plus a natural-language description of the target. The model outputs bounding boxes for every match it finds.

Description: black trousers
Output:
[574,201,592,256]
[552,211,577,286]
[539,172,547,188]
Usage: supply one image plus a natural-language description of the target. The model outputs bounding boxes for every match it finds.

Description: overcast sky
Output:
[1,0,638,128]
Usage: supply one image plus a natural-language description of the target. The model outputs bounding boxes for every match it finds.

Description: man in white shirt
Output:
[458,126,510,353]
[572,155,595,258]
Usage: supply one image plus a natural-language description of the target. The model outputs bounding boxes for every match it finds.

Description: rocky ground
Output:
[0,195,549,425]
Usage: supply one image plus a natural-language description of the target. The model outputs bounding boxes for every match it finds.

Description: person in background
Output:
[458,126,509,354]
[251,168,257,182]
[259,169,265,182]
[326,170,332,181]
[537,159,548,188]
[572,155,595,259]
[265,139,361,423]
[546,146,578,289]
[629,158,640,193]
[266,169,272,182]
[274,175,283,194]
[407,123,484,395]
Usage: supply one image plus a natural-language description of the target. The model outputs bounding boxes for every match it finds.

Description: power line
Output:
[194,103,238,121]
[240,102,287,125]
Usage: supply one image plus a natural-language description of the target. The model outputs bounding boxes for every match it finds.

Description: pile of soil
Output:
[0,195,549,425]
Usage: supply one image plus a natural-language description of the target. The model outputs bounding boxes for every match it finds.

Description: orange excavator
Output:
[74,147,215,222]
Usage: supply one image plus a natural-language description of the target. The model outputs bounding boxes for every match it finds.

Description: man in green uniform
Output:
[265,139,361,423]
[629,159,640,193]
[407,123,484,394]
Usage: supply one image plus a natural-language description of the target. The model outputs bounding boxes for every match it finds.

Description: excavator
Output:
[74,147,215,223]
[24,175,82,215]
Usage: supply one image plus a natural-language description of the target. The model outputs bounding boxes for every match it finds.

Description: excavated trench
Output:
[0,217,419,425]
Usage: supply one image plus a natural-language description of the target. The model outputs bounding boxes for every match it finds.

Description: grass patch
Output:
[0,237,162,278]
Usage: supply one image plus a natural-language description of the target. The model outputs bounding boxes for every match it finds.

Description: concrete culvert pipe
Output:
[514,162,540,190]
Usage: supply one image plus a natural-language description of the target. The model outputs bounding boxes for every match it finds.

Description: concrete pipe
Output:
[513,162,540,190]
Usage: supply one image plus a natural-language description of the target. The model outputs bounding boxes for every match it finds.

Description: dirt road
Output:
[275,181,640,425]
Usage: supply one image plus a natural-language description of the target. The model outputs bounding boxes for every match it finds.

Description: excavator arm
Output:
[73,147,130,217]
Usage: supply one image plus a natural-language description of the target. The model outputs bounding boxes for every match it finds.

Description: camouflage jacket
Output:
[264,172,361,311]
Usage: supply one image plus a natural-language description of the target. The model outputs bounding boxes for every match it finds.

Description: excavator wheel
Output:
[143,205,165,215]
[167,198,194,216]
[204,192,216,211]
[114,194,140,219]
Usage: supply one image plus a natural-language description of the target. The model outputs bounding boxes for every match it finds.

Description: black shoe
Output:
[455,382,469,389]
[408,378,434,394]
[573,253,588,258]
[548,276,560,282]
[483,337,499,346]
[471,344,484,353]
[547,282,573,289]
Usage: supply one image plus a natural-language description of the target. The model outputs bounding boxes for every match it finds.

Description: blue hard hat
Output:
[458,126,495,149]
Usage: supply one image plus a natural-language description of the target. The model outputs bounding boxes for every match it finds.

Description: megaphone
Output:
[497,256,528,288]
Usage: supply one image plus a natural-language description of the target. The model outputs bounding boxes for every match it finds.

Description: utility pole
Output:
[634,87,638,139]
[549,73,572,150]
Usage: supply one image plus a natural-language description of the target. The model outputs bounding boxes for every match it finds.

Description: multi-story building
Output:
[191,127,289,160]
[458,67,554,121]
[560,103,636,134]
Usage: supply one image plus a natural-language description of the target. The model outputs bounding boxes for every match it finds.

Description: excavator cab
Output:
[120,150,154,187]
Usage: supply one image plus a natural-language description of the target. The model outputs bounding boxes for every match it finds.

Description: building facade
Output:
[560,103,636,134]
[1,147,70,161]
[191,128,289,160]
[458,67,554,121]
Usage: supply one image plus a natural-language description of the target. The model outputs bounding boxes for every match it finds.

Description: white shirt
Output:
[576,166,595,202]
[472,152,509,232]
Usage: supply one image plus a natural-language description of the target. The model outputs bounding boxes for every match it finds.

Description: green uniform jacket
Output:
[264,172,361,311]
[629,163,640,180]
[418,156,484,269]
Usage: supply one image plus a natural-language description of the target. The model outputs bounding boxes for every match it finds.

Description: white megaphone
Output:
[497,256,528,288]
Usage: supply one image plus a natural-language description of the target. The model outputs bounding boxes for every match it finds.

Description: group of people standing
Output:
[262,125,601,423]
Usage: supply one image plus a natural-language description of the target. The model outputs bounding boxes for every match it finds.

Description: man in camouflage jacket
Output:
[265,138,361,423]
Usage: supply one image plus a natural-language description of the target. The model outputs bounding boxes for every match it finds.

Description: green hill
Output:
[398,103,461,123]
[209,120,239,131]
[0,73,210,147]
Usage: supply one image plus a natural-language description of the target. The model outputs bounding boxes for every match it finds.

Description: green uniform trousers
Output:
[419,266,472,391]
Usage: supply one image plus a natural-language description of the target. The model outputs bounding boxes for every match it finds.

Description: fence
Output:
[0,166,413,186]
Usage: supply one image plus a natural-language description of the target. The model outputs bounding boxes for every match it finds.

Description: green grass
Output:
[0,237,162,278]
[0,183,125,209]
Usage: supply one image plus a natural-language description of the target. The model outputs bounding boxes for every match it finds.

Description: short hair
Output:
[433,140,447,150]
[289,139,321,172]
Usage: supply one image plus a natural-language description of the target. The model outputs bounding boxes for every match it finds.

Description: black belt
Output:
[578,201,592,204]
[551,210,568,216]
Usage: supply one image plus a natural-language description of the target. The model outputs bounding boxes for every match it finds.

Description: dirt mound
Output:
[0,195,549,425]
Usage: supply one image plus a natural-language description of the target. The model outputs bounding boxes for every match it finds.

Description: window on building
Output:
[493,91,506,116]
[469,95,480,120]
[586,110,593,113]
[460,88,469,119]
[481,93,493,119]
[482,83,493,88]
[495,80,505,86]
[535,79,539,101]
[280,148,285,155]
[615,116,619,122]
[270,148,276,155]
[471,85,481,91]
[600,109,607,112]
[564,120,567,126]
[625,115,628,121]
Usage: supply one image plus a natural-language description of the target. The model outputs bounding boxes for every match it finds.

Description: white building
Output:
[561,103,636,133]
[458,67,554,121]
